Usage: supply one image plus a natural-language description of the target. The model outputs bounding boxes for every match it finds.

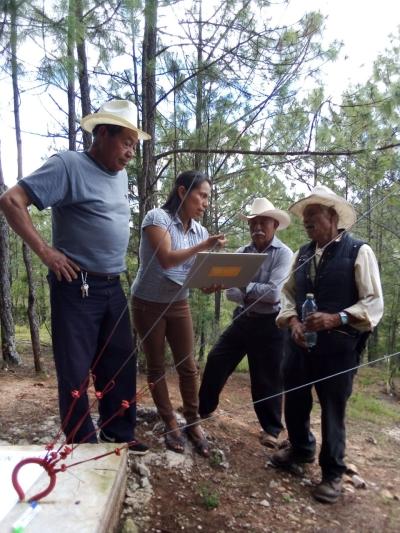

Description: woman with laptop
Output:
[131,170,225,456]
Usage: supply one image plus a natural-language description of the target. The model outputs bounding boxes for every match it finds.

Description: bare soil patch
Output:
[1,353,400,532]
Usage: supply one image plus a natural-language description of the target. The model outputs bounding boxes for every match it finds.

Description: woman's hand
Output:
[203,233,227,251]
[201,284,224,294]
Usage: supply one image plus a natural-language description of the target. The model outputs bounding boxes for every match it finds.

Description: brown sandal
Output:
[164,431,185,453]
[184,427,210,457]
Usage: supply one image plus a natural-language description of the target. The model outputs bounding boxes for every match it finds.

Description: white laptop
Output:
[184,252,266,289]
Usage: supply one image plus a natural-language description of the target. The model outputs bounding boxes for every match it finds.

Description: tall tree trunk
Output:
[10,0,44,372]
[76,0,91,150]
[67,0,77,151]
[22,244,44,372]
[194,0,203,171]
[130,8,143,187]
[364,173,379,362]
[0,144,20,367]
[140,0,157,224]
[198,321,205,362]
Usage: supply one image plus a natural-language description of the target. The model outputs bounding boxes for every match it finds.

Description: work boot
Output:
[99,430,149,456]
[271,445,315,467]
[259,431,279,449]
[312,477,343,504]
[270,445,315,475]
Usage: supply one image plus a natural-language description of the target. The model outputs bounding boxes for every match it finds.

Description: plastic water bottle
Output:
[302,293,317,348]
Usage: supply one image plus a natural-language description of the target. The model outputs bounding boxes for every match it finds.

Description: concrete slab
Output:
[0,445,127,533]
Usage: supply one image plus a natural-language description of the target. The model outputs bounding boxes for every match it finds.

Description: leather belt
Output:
[240,308,279,319]
[243,310,267,318]
[85,271,120,281]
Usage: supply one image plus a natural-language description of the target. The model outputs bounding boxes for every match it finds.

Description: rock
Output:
[135,462,151,478]
[209,448,229,469]
[127,481,140,492]
[139,476,151,489]
[269,479,279,488]
[121,517,139,533]
[136,406,159,422]
[152,421,166,435]
[381,489,393,499]
[17,439,30,445]
[345,463,359,475]
[351,474,366,489]
[259,499,270,507]
[305,506,315,514]
[365,435,377,445]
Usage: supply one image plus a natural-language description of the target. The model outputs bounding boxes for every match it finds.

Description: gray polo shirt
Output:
[19,151,130,273]
[226,236,293,314]
[131,208,209,302]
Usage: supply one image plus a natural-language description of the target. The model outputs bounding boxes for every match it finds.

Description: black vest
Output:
[294,232,364,317]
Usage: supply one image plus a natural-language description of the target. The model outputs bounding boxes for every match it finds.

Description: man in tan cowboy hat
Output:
[0,100,150,453]
[199,197,293,447]
[271,185,383,503]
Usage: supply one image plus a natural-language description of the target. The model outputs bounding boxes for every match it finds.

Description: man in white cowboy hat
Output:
[199,197,293,447]
[0,100,150,453]
[271,185,383,503]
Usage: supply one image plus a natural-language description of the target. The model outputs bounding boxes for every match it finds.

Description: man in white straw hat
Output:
[199,197,293,448]
[271,185,384,503]
[0,100,150,453]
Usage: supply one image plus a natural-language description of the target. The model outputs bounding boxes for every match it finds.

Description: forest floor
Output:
[1,348,400,533]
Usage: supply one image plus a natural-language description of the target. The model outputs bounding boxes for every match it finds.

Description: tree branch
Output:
[154,142,400,161]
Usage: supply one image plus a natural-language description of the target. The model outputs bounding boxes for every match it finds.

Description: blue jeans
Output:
[48,272,136,443]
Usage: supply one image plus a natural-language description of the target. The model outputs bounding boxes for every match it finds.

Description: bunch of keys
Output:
[81,272,89,298]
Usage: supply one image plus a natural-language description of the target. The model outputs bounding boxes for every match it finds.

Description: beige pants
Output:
[132,296,200,424]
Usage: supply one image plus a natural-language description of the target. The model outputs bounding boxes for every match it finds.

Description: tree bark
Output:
[0,147,20,367]
[22,243,45,372]
[194,0,204,171]
[10,0,44,372]
[140,0,158,224]
[76,0,91,150]
[67,0,77,151]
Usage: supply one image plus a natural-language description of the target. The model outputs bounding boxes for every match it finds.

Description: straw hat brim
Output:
[289,194,356,229]
[239,209,291,230]
[80,112,151,140]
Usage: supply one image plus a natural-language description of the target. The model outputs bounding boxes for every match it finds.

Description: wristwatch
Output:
[339,311,349,325]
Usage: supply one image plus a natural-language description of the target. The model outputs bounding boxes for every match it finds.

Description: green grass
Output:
[356,366,385,388]
[235,356,249,373]
[15,324,52,345]
[347,391,399,424]
[198,484,220,510]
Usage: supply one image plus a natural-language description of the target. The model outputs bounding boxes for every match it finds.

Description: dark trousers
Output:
[283,329,359,479]
[199,312,284,436]
[48,272,136,443]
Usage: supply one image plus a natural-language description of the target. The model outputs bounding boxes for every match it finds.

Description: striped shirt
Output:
[131,208,209,302]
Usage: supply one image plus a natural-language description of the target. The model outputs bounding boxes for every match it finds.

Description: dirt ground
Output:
[1,352,400,533]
